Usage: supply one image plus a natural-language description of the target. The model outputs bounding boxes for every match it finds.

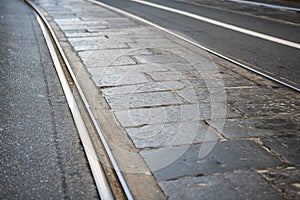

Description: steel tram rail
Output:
[25,0,134,199]
[24,0,299,197]
[87,0,300,92]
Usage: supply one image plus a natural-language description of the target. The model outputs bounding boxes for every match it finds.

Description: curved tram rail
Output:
[24,0,300,198]
[87,0,300,93]
[25,0,134,199]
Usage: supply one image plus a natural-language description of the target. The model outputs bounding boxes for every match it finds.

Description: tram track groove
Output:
[24,0,299,198]
[25,0,134,199]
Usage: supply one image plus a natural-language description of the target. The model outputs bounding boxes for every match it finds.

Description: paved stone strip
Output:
[33,0,300,199]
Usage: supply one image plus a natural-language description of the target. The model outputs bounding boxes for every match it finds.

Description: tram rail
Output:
[23,0,299,198]
[25,0,134,199]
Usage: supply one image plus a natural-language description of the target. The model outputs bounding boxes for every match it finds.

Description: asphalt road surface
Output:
[0,0,98,198]
[96,0,300,89]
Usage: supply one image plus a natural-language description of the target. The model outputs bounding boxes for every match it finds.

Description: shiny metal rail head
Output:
[87,0,300,93]
[34,13,114,200]
[26,1,114,199]
[34,13,115,200]
[25,0,134,199]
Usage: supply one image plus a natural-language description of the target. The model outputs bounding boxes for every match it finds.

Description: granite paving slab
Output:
[141,140,283,180]
[260,167,300,200]
[261,136,300,166]
[159,170,284,200]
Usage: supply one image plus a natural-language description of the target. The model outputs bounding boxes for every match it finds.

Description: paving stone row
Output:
[34,0,300,199]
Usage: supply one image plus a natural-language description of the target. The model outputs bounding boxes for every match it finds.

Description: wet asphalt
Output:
[0,0,98,199]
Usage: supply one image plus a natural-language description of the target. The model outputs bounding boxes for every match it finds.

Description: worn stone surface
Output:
[102,81,186,95]
[126,121,220,148]
[225,87,300,117]
[208,115,300,139]
[260,167,300,199]
[141,140,283,180]
[114,103,241,128]
[105,91,182,110]
[33,0,300,199]
[91,71,150,87]
[160,170,284,200]
[261,136,300,166]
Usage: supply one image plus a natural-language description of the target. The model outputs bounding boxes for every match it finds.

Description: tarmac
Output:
[0,0,98,198]
[31,0,300,199]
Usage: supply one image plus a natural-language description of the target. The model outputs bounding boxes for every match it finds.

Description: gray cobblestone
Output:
[160,171,284,200]
[102,81,186,95]
[126,121,220,148]
[79,49,134,68]
[141,140,283,180]
[135,54,187,64]
[128,38,181,48]
[114,103,241,127]
[208,116,300,139]
[261,136,300,165]
[33,0,300,198]
[105,91,183,110]
[93,72,149,87]
[260,167,300,199]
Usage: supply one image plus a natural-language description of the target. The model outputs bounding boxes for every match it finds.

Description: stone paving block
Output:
[87,64,169,76]
[140,140,283,180]
[176,87,226,104]
[69,38,129,51]
[102,81,186,95]
[148,47,194,55]
[159,170,284,200]
[114,104,202,127]
[69,34,135,44]
[114,103,241,127]
[110,56,137,66]
[86,64,174,87]
[64,31,123,38]
[226,88,300,116]
[79,49,135,68]
[260,167,300,199]
[59,24,108,31]
[147,71,187,81]
[126,121,220,148]
[261,136,300,166]
[54,18,83,24]
[208,116,300,139]
[74,42,128,51]
[106,17,140,28]
[183,68,257,87]
[128,38,181,48]
[93,72,149,87]
[134,54,187,64]
[105,91,183,110]
[49,14,78,19]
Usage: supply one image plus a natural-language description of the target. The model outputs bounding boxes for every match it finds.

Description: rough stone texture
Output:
[261,136,300,166]
[105,91,183,110]
[126,121,220,148]
[260,167,300,200]
[141,140,283,180]
[225,87,300,117]
[208,115,300,139]
[102,81,186,95]
[114,103,241,128]
[33,0,300,199]
[160,171,284,200]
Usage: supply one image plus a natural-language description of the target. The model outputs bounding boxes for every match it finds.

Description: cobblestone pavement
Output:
[32,0,300,199]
